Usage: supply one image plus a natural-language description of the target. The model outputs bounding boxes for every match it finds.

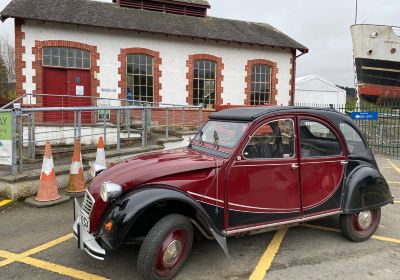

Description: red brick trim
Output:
[289,50,296,106]
[118,48,162,103]
[244,59,278,105]
[31,40,100,106]
[15,19,26,97]
[186,54,224,108]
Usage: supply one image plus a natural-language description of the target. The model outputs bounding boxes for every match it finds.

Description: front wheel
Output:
[340,208,381,242]
[137,214,194,280]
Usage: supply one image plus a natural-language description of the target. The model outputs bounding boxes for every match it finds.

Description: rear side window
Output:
[300,120,342,157]
[339,123,368,155]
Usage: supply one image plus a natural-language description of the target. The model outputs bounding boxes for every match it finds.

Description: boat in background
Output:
[351,24,400,102]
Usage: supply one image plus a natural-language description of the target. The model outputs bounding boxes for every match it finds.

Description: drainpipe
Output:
[291,49,309,106]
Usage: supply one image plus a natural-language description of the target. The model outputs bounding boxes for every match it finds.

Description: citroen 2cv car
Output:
[73,107,393,280]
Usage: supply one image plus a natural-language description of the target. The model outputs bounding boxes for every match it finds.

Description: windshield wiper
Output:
[213,130,219,148]
[199,129,204,144]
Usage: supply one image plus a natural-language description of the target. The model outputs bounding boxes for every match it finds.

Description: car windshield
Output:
[193,120,249,148]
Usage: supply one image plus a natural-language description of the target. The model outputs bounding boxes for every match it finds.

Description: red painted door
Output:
[297,116,347,216]
[227,116,301,229]
[66,70,92,123]
[43,68,67,122]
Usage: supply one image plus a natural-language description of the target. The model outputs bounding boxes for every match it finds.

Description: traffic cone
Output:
[35,143,61,202]
[65,138,85,193]
[91,136,106,177]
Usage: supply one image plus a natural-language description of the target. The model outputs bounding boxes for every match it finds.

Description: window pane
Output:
[300,120,342,157]
[193,60,217,109]
[42,47,90,69]
[340,123,368,155]
[244,119,295,159]
[126,54,154,102]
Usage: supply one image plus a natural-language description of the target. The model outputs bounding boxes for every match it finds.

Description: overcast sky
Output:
[1,0,399,86]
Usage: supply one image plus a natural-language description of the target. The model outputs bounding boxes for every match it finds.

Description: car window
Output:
[300,120,342,157]
[243,119,295,159]
[339,122,368,155]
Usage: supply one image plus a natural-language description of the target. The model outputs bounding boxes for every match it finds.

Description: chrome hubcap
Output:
[162,240,182,267]
[357,210,372,229]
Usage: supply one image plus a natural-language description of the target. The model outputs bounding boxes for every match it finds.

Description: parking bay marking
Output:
[301,224,400,245]
[0,233,108,280]
[387,160,400,175]
[0,200,11,207]
[249,228,288,280]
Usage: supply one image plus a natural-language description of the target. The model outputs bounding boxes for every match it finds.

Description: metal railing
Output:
[2,94,203,175]
[295,101,400,158]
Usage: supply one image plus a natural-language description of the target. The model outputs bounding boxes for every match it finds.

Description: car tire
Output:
[340,208,381,242]
[137,214,194,280]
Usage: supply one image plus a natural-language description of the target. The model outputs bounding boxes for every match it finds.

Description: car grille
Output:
[81,190,95,217]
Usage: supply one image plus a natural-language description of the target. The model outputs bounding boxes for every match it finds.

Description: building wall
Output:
[19,20,294,109]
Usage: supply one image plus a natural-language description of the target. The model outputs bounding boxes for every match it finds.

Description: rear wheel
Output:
[137,214,193,280]
[340,208,381,242]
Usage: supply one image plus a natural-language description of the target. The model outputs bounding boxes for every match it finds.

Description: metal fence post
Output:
[74,111,77,139]
[117,109,121,151]
[166,108,169,139]
[11,110,17,175]
[103,112,107,147]
[126,109,131,139]
[77,110,82,139]
[31,112,36,159]
[181,107,185,132]
[28,113,32,159]
[18,111,23,171]
[198,106,203,130]
[142,108,148,147]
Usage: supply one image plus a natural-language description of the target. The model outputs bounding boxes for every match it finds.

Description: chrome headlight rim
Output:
[100,181,122,203]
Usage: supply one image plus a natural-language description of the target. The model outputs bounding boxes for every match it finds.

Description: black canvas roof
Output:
[209,106,351,125]
[0,0,307,52]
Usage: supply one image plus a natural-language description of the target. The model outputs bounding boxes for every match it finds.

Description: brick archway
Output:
[186,54,224,109]
[118,48,162,103]
[245,59,278,105]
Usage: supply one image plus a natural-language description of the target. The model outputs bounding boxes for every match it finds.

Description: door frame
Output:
[225,114,302,231]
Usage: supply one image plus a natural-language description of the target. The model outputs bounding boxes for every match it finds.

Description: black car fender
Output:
[342,164,393,214]
[97,185,229,256]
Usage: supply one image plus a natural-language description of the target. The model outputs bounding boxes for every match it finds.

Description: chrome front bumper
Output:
[73,198,106,260]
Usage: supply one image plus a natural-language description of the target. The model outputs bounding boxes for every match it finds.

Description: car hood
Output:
[89,147,222,194]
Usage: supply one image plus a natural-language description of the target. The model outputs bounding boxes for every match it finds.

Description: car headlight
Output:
[100,181,122,202]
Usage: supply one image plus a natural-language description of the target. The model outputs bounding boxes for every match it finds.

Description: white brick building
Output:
[1,0,307,122]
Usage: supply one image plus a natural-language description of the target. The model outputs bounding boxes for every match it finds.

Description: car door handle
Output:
[341,161,348,166]
[291,163,299,169]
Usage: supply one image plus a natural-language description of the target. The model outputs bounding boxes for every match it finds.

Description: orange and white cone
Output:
[35,143,61,202]
[91,136,107,177]
[65,138,85,193]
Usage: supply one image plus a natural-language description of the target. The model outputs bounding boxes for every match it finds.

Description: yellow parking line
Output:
[0,234,109,280]
[249,228,288,280]
[20,257,109,280]
[301,224,400,245]
[0,200,12,207]
[388,182,400,185]
[20,233,73,258]
[0,249,107,280]
[387,160,400,175]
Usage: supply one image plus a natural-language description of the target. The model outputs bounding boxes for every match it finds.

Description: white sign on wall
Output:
[76,85,84,96]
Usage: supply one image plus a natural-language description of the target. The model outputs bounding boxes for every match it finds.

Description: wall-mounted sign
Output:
[0,112,12,165]
[97,99,110,121]
[351,112,378,121]
[100,88,117,93]
[76,85,84,96]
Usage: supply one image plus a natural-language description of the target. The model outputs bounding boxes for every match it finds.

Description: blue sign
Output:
[351,112,378,121]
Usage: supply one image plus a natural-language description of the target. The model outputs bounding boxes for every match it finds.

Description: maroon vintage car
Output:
[73,107,393,280]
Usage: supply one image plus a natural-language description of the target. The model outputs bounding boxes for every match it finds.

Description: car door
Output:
[226,116,301,229]
[297,116,347,216]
